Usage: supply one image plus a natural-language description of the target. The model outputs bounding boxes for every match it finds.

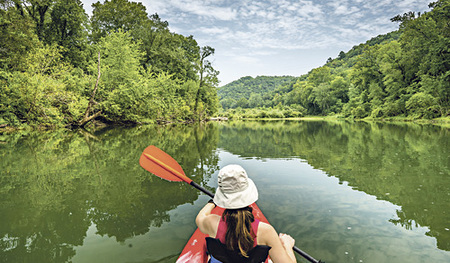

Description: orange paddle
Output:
[139,145,214,197]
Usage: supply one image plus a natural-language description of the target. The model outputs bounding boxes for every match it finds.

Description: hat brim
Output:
[213,178,258,209]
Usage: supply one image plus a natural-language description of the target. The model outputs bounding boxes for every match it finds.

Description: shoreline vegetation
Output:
[1,0,449,132]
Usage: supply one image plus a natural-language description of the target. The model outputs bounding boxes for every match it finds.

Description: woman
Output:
[196,164,297,263]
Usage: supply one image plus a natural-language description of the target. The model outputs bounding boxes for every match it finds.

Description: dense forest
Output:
[219,0,449,120]
[0,0,219,128]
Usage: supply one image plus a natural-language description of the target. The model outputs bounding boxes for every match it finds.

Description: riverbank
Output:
[362,116,450,128]
[1,115,449,133]
[231,115,450,126]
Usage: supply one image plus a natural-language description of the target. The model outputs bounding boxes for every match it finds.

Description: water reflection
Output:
[0,120,449,263]
[219,120,450,251]
[0,123,220,262]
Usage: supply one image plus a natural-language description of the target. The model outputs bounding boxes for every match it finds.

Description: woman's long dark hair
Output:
[222,206,255,257]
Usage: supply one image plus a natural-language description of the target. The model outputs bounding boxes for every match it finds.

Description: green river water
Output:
[0,120,449,263]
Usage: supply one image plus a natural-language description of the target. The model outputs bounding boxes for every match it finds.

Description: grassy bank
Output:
[223,113,450,126]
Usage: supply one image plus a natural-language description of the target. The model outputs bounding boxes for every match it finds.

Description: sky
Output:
[80,0,432,85]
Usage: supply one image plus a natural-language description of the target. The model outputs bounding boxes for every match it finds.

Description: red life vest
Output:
[206,218,271,263]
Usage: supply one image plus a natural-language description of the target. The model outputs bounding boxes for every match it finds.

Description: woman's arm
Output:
[258,223,297,263]
[195,202,220,237]
[278,233,296,262]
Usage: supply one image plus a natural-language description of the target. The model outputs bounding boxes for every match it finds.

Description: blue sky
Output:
[81,0,431,85]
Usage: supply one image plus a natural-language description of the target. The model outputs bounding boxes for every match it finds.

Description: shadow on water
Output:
[0,123,220,263]
[219,120,450,251]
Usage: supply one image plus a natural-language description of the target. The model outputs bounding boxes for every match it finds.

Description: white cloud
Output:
[295,0,324,19]
[196,26,230,35]
[335,5,360,15]
[147,0,238,21]
[232,55,261,65]
[80,0,433,84]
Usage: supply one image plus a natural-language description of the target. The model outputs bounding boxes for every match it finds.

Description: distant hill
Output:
[218,75,296,109]
[218,31,401,110]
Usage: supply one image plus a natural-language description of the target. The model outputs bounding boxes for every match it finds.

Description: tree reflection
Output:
[219,120,449,251]
[0,122,220,262]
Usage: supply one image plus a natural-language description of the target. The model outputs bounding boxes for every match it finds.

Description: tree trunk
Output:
[79,51,102,127]
[194,66,203,115]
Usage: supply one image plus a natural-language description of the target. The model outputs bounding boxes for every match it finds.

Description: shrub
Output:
[406,92,438,119]
[371,107,384,118]
[351,105,367,118]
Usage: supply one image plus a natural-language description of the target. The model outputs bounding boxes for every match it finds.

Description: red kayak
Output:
[176,203,270,263]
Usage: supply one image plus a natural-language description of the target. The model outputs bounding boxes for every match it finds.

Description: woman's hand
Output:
[279,233,295,248]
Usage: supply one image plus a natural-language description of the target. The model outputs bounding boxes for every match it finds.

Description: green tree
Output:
[220,98,236,110]
[348,45,383,117]
[91,1,200,82]
[90,0,148,42]
[248,93,263,108]
[235,97,248,109]
[314,83,336,115]
[307,66,332,87]
[17,0,53,41]
[378,41,408,115]
[393,0,450,116]
[95,30,144,122]
[139,25,199,81]
[0,1,39,70]
[194,46,219,118]
[218,76,296,109]
[330,76,349,104]
[296,81,319,115]
[46,0,89,68]
[406,92,438,119]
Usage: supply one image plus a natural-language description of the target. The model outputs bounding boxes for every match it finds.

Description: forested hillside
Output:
[0,0,219,128]
[220,0,449,120]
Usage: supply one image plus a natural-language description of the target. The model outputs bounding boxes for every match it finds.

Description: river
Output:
[0,120,449,263]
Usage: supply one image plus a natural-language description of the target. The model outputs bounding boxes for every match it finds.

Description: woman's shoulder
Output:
[206,214,221,226]
[258,221,275,232]
[205,214,221,237]
[256,221,278,245]
[197,213,221,237]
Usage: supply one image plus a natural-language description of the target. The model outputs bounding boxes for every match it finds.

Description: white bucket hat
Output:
[213,164,258,209]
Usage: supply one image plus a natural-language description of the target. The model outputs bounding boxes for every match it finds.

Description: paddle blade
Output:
[139,145,192,183]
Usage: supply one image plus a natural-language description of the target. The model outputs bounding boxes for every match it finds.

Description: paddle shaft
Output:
[293,247,322,263]
[191,181,214,198]
[190,178,322,263]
